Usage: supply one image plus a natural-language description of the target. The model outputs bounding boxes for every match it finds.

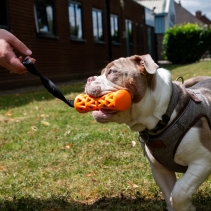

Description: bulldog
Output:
[85,54,211,211]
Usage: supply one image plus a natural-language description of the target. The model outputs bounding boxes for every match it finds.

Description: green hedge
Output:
[162,23,211,64]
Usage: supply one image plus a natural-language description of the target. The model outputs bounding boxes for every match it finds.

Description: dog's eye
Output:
[108,69,118,75]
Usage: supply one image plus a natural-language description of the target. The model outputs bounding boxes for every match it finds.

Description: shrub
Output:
[162,23,211,64]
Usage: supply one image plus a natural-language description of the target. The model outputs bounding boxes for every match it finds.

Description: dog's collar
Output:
[140,83,179,136]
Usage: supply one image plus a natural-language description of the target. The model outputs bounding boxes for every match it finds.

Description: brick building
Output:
[0,0,156,91]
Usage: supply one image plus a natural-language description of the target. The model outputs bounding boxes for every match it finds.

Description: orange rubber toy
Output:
[74,90,131,113]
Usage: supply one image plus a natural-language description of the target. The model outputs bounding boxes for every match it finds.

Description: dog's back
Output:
[184,76,211,89]
[183,76,211,102]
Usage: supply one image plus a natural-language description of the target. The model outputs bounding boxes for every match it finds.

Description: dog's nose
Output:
[89,86,101,97]
[87,76,97,83]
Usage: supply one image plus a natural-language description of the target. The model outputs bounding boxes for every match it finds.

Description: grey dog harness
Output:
[139,83,211,173]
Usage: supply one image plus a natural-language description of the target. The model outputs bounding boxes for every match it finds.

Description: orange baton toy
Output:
[74,90,131,113]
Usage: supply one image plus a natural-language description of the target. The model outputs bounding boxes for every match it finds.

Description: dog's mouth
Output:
[92,108,118,123]
[94,108,118,115]
[98,108,117,114]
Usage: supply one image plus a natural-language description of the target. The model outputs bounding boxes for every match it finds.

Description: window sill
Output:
[70,38,87,42]
[112,42,121,46]
[94,40,106,44]
[36,33,58,39]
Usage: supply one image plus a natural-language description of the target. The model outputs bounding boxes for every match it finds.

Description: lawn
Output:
[160,59,211,80]
[0,60,211,211]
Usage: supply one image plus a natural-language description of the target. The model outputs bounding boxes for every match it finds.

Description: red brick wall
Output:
[0,0,156,90]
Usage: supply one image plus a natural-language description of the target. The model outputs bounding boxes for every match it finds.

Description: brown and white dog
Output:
[85,54,211,211]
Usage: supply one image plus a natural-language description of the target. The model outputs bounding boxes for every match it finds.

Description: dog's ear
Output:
[131,54,159,74]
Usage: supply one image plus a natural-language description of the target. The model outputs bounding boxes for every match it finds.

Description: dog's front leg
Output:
[145,146,176,211]
[171,160,211,211]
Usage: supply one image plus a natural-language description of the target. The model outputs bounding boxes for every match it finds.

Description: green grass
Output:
[0,60,211,211]
[160,60,211,80]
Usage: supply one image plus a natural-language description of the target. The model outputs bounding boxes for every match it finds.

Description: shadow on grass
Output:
[0,195,167,211]
[1,193,211,211]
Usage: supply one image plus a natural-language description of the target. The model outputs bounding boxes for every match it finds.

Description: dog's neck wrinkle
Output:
[127,69,172,132]
[127,91,160,131]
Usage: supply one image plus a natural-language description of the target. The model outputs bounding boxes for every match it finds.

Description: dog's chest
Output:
[140,89,211,173]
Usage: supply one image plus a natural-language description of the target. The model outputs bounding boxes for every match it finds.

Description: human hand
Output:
[0,29,36,74]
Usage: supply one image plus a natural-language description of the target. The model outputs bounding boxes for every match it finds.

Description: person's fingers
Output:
[0,44,23,73]
[9,57,28,74]
[18,56,23,63]
[11,57,36,74]
[0,29,32,56]
[27,58,36,64]
[0,30,36,74]
[5,52,36,74]
[8,36,32,56]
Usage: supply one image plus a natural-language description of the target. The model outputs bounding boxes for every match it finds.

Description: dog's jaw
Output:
[92,109,131,124]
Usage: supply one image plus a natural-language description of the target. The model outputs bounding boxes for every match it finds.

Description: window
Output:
[0,0,8,29]
[92,9,103,41]
[125,19,133,44]
[110,14,119,43]
[68,1,83,39]
[34,0,55,36]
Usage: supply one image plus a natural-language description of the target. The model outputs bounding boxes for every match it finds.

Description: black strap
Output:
[22,58,74,107]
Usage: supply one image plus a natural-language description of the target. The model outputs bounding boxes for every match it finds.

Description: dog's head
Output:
[85,54,159,125]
